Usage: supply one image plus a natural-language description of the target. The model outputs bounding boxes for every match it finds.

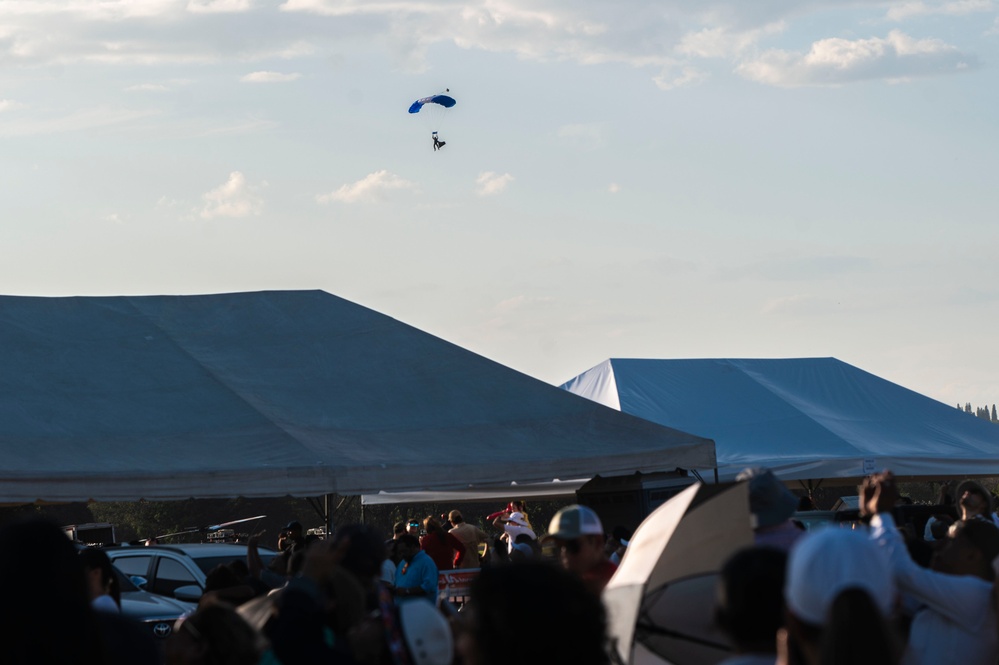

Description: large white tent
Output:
[0,291,715,503]
[562,357,999,482]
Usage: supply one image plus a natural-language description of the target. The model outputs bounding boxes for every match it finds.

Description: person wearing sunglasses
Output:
[544,504,617,595]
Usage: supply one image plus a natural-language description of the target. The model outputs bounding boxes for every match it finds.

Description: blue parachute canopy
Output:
[408,94,456,114]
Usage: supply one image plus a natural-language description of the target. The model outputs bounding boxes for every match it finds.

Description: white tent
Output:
[0,291,715,503]
[562,357,999,482]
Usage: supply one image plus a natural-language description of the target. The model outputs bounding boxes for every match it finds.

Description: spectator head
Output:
[78,547,119,607]
[406,518,421,535]
[957,480,992,519]
[283,521,303,537]
[393,521,407,537]
[784,527,898,665]
[457,561,609,665]
[933,518,999,581]
[166,602,262,665]
[332,523,386,582]
[714,546,787,654]
[0,518,103,665]
[423,515,444,535]
[546,505,606,575]
[736,467,798,530]
[396,533,421,561]
[448,510,464,525]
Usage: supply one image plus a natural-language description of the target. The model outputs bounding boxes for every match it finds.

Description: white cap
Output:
[399,599,454,665]
[784,526,894,626]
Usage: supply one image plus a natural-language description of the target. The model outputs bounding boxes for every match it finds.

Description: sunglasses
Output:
[408,522,420,528]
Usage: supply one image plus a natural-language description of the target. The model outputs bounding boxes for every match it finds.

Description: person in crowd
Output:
[956,479,994,523]
[714,546,788,665]
[544,504,617,594]
[455,560,609,665]
[864,470,999,665]
[392,521,407,539]
[491,509,536,554]
[420,515,465,571]
[605,525,632,565]
[79,547,121,613]
[447,510,489,569]
[486,500,532,530]
[780,521,900,665]
[923,483,955,541]
[0,517,160,665]
[277,520,305,553]
[736,467,803,552]
[406,518,422,537]
[200,564,256,607]
[395,533,439,601]
[166,602,262,665]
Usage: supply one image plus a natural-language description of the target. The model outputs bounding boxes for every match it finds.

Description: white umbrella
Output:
[604,481,754,665]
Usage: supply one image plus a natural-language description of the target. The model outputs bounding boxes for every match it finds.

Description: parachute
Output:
[409,89,455,141]
[408,92,456,115]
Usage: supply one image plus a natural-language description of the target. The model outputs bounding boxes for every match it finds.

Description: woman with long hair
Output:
[420,515,465,571]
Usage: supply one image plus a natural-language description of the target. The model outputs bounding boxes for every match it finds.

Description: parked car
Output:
[115,567,194,641]
[105,543,278,602]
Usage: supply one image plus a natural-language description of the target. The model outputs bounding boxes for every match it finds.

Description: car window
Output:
[152,557,200,598]
[112,555,153,578]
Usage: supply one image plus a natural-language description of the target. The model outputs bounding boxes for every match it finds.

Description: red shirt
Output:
[581,558,618,594]
[420,531,466,571]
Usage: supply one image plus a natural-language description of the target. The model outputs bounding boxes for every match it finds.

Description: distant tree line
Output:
[956,402,998,423]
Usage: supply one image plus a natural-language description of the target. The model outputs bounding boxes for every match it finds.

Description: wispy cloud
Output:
[0,106,157,138]
[737,30,976,87]
[557,123,605,150]
[200,171,265,219]
[476,171,513,196]
[316,170,416,204]
[0,99,25,112]
[608,183,621,194]
[240,71,302,83]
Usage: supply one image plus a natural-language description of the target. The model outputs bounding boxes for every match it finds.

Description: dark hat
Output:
[736,467,798,529]
[284,521,303,531]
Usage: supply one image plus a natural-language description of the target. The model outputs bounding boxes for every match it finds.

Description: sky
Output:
[0,0,996,408]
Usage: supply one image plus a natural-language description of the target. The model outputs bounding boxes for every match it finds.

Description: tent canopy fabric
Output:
[561,357,999,482]
[0,291,715,503]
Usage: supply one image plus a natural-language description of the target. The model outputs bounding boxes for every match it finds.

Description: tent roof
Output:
[0,291,715,502]
[561,357,999,482]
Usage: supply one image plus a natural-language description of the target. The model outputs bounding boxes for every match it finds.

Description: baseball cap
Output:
[284,521,302,531]
[398,599,454,665]
[547,505,603,540]
[736,467,798,529]
[504,512,529,527]
[784,526,894,626]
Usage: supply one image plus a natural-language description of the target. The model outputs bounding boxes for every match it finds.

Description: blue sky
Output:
[1,0,996,407]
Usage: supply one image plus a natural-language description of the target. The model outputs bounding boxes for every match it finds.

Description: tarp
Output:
[360,478,588,506]
[561,358,999,482]
[0,291,716,502]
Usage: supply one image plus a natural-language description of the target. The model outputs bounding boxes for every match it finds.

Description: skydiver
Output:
[433,133,446,151]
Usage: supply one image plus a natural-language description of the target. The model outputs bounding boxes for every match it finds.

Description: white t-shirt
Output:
[503,524,536,552]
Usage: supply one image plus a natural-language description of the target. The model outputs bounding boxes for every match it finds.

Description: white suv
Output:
[106,543,278,602]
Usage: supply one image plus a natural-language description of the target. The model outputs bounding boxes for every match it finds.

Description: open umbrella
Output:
[604,481,754,665]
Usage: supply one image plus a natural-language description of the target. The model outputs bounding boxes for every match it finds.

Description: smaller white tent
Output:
[562,357,999,482]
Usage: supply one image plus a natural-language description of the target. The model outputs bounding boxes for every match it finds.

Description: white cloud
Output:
[316,170,416,204]
[200,171,265,219]
[0,99,25,112]
[475,171,514,196]
[653,63,709,90]
[240,71,302,83]
[737,30,976,87]
[886,0,993,21]
[608,183,621,194]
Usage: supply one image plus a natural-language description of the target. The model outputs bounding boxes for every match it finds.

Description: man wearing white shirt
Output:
[864,471,999,665]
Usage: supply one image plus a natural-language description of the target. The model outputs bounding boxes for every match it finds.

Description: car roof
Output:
[107,543,277,557]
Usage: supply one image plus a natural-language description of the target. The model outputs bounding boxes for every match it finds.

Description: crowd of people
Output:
[6,472,999,665]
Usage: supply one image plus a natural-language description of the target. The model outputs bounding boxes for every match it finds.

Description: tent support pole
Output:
[325,493,333,538]
[713,468,719,484]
